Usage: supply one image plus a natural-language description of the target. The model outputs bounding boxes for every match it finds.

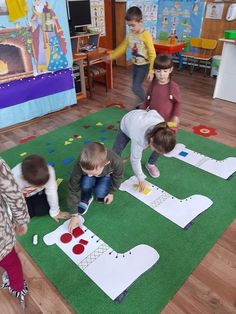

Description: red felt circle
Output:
[60,233,72,243]
[72,244,85,255]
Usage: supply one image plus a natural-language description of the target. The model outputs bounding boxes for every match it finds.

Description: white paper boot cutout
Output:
[43,219,159,301]
[120,176,213,228]
[164,143,236,179]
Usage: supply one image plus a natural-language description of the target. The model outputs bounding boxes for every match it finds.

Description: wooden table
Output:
[154,40,186,70]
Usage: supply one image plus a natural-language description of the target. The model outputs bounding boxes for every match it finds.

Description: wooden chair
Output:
[183,37,217,76]
[85,52,108,98]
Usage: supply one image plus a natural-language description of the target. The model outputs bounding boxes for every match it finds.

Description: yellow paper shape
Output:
[56,178,64,186]
[96,122,103,126]
[20,152,27,157]
[133,184,152,195]
[68,138,74,142]
[64,141,72,145]
[167,121,177,128]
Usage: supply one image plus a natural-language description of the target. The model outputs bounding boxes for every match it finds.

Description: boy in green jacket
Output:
[67,142,124,233]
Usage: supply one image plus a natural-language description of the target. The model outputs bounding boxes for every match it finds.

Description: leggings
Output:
[0,247,24,291]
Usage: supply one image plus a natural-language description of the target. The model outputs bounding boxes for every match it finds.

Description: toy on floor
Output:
[43,219,159,302]
[164,143,236,179]
[120,176,213,229]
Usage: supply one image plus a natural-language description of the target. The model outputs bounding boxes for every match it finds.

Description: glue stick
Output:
[33,234,38,245]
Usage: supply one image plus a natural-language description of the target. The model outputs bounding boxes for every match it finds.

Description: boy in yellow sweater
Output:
[106,6,156,107]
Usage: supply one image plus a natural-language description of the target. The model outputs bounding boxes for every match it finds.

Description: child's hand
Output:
[147,72,154,82]
[171,116,180,127]
[53,211,71,223]
[68,215,81,234]
[138,180,147,192]
[104,193,113,204]
[15,224,28,235]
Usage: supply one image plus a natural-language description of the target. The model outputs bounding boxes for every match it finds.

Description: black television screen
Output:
[67,0,91,28]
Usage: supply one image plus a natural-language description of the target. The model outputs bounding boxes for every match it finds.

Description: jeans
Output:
[148,151,160,165]
[81,175,112,203]
[112,129,130,157]
[132,64,149,102]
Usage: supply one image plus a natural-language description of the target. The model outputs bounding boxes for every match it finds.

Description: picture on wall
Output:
[205,3,224,20]
[90,0,105,36]
[0,0,8,15]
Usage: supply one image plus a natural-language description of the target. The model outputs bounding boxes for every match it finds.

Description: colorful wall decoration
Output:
[157,0,206,41]
[90,0,105,36]
[0,0,76,128]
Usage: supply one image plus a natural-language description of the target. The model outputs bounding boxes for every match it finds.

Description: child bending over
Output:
[112,109,176,192]
[12,155,70,222]
[140,54,182,178]
[67,142,124,233]
[0,158,29,305]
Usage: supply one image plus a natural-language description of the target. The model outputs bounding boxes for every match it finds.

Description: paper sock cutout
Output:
[164,143,236,179]
[43,219,159,301]
[120,176,213,228]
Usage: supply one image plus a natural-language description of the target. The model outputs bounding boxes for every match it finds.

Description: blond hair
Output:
[80,142,108,170]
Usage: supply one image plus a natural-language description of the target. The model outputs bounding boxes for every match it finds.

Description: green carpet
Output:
[1,107,236,314]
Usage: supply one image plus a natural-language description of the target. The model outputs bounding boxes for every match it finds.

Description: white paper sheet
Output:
[164,143,236,179]
[43,219,159,301]
[119,176,213,228]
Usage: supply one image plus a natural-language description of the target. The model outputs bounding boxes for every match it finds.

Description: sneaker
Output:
[145,163,160,178]
[9,280,28,308]
[77,196,94,215]
[1,272,9,289]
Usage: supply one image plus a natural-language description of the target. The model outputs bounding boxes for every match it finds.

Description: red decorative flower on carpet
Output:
[192,125,217,137]
[106,102,126,109]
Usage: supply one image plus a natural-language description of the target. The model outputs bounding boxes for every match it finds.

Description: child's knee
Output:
[94,188,106,199]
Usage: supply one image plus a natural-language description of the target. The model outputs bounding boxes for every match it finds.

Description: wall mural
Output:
[0,0,76,129]
[156,0,206,44]
[31,1,68,73]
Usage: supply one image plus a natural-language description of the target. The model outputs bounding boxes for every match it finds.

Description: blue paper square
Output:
[179,151,188,157]
[63,156,74,165]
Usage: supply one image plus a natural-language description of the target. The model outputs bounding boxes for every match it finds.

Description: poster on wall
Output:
[0,0,8,14]
[90,0,105,36]
[205,3,224,20]
[156,0,206,42]
[127,0,158,39]
[0,0,76,128]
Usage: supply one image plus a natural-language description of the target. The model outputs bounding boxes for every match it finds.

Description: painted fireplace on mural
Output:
[0,28,33,83]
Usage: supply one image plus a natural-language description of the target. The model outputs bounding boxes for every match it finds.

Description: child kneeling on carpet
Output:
[112,109,176,192]
[12,155,70,222]
[67,142,124,233]
[0,158,29,306]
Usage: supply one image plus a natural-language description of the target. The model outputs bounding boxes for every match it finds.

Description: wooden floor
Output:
[0,66,235,313]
